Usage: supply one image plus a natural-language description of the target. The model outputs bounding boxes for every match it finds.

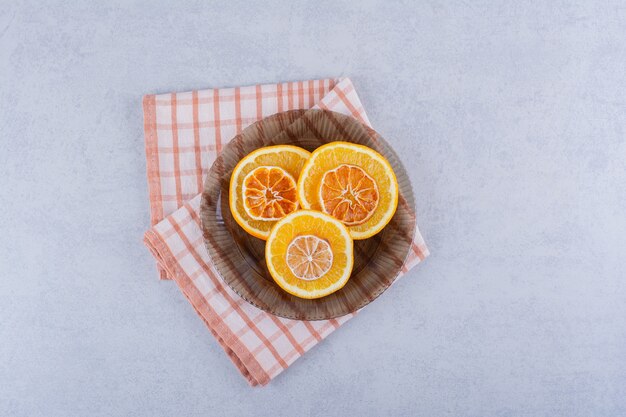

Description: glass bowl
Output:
[200,109,416,320]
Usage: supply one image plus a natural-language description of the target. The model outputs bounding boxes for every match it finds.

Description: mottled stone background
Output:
[0,1,624,416]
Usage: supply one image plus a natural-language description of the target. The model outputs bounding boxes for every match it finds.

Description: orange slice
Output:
[230,145,311,240]
[242,166,298,220]
[265,210,353,299]
[297,142,399,240]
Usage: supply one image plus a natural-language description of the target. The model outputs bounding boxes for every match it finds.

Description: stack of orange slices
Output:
[229,142,399,299]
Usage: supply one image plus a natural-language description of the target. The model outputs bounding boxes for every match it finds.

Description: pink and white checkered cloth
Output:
[142,78,429,386]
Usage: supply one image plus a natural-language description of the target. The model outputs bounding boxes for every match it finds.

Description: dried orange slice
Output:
[242,166,298,220]
[320,164,379,226]
[265,210,353,299]
[230,145,311,240]
[297,142,398,240]
[286,235,333,280]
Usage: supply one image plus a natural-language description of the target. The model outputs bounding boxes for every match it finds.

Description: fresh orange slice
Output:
[265,210,353,299]
[242,166,298,220]
[230,145,311,240]
[297,142,399,240]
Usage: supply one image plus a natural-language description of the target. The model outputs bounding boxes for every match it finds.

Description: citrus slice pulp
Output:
[319,164,379,226]
[242,166,298,220]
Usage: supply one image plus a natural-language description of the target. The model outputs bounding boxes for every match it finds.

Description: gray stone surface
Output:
[1,1,625,416]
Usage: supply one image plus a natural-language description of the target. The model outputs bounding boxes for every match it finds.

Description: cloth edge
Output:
[143,95,170,280]
[142,95,163,226]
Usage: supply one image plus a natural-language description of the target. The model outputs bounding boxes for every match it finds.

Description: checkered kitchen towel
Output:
[142,78,429,385]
